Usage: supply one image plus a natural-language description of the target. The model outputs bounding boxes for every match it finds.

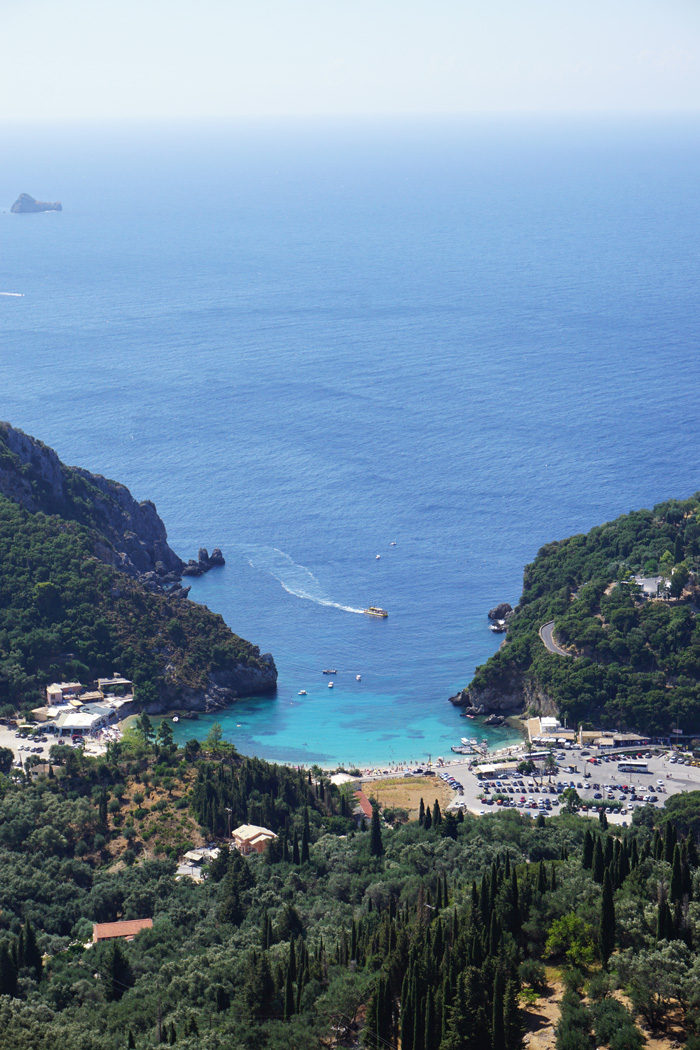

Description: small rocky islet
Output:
[10,193,62,213]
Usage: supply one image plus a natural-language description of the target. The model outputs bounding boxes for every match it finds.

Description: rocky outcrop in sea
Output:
[181,547,226,577]
[11,193,62,213]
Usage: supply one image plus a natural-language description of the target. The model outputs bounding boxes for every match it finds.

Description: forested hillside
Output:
[0,495,273,714]
[462,495,700,734]
[0,730,699,1049]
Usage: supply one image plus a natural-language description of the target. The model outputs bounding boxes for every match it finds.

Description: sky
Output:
[1,0,699,120]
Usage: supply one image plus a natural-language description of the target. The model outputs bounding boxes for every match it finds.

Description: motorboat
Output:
[328,681,334,688]
[322,669,337,674]
[363,607,388,617]
[356,674,361,681]
[298,690,307,696]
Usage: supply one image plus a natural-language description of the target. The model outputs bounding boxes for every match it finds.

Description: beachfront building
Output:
[53,699,133,738]
[45,682,83,704]
[97,676,133,696]
[231,824,277,855]
[92,918,153,944]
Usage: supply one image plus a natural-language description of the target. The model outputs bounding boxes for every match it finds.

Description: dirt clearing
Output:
[362,776,453,819]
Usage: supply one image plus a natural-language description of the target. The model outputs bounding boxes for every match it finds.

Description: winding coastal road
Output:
[539,621,573,657]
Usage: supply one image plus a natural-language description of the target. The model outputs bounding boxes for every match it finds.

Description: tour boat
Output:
[322,669,337,674]
[363,607,388,618]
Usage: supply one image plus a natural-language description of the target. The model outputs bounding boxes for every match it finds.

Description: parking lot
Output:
[443,747,700,825]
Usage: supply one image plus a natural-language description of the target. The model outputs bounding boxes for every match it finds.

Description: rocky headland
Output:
[11,193,62,214]
[0,423,277,713]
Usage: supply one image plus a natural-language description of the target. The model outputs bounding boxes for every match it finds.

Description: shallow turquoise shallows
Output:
[2,115,699,765]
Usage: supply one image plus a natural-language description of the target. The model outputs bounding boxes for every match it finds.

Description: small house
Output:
[231,824,277,855]
[92,918,153,943]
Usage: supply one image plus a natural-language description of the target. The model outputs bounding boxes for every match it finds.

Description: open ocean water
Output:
[1,115,699,767]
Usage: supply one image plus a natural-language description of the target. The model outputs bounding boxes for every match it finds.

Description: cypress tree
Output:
[401,972,414,1050]
[491,971,505,1050]
[0,942,17,998]
[582,829,594,869]
[423,807,432,831]
[480,874,490,925]
[488,913,501,958]
[599,807,608,829]
[292,831,300,865]
[618,843,630,884]
[652,829,663,860]
[169,1022,177,1045]
[419,798,425,825]
[457,807,464,823]
[503,978,519,1049]
[537,860,547,894]
[593,839,605,884]
[424,993,435,1050]
[370,808,384,857]
[283,963,295,1020]
[432,799,442,827]
[604,836,613,869]
[687,835,700,869]
[631,838,639,869]
[490,863,499,905]
[301,823,310,864]
[670,844,683,903]
[600,870,616,966]
[550,863,557,892]
[22,921,41,983]
[656,897,673,943]
[288,938,297,982]
[127,1031,136,1049]
[435,879,443,911]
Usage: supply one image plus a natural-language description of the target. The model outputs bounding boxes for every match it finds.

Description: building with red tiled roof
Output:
[353,790,373,825]
[92,918,153,943]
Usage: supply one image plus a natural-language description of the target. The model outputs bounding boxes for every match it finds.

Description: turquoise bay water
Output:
[2,116,699,765]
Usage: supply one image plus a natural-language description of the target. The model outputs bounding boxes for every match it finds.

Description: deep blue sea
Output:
[2,115,699,767]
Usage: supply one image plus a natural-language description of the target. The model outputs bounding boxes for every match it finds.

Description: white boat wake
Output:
[241,546,363,613]
[0,292,24,297]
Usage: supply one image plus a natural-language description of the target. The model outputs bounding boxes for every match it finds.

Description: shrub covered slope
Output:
[463,496,700,734]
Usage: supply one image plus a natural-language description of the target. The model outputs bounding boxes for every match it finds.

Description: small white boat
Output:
[376,554,381,559]
[298,690,307,696]
[328,681,334,688]
[356,674,361,681]
[172,716,179,723]
[390,541,396,546]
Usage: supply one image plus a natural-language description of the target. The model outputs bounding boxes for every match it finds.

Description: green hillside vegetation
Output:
[1,733,700,1048]
[0,495,267,714]
[468,495,700,734]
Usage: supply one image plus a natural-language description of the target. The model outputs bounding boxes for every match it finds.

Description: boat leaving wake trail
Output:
[0,293,24,297]
[241,546,363,614]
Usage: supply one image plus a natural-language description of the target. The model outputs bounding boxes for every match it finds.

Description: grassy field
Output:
[362,775,453,819]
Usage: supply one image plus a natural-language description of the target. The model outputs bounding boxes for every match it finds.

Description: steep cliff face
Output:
[0,423,184,583]
[450,670,559,716]
[146,655,278,714]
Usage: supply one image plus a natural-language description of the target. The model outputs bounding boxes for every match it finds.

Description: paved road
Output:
[539,620,572,657]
